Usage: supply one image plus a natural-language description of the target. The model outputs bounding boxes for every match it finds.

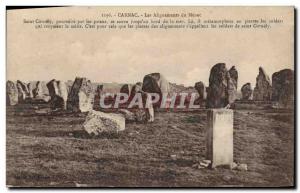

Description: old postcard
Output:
[6,6,294,187]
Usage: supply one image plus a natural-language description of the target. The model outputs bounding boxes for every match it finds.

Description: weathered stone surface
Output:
[83,110,125,135]
[140,92,155,122]
[33,81,51,102]
[120,84,131,102]
[194,81,205,100]
[142,73,170,94]
[47,79,68,110]
[206,63,227,108]
[93,85,103,110]
[120,84,131,95]
[235,163,248,171]
[118,108,150,123]
[27,83,34,98]
[142,73,170,108]
[135,109,148,123]
[253,67,272,101]
[66,80,74,94]
[241,83,252,100]
[6,81,18,106]
[206,109,233,168]
[33,81,42,98]
[129,82,142,100]
[228,66,238,88]
[132,82,142,92]
[118,109,136,122]
[67,77,94,112]
[227,66,238,104]
[146,103,154,122]
[16,80,30,103]
[271,69,294,108]
[206,63,238,108]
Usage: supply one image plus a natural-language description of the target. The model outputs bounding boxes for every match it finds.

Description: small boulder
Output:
[83,110,125,135]
[230,162,238,170]
[235,163,248,171]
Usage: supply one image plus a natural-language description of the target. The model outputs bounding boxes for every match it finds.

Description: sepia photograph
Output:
[6,6,295,187]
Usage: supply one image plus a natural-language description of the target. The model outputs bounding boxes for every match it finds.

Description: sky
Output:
[7,6,294,90]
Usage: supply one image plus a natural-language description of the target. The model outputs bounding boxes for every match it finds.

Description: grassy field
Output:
[6,105,294,187]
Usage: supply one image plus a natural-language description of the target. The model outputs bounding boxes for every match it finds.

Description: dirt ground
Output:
[6,105,294,187]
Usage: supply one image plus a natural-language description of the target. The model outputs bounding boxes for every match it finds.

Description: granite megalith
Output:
[67,77,94,112]
[83,110,125,136]
[93,85,103,110]
[33,81,51,102]
[271,69,294,108]
[46,79,68,110]
[206,63,238,108]
[253,67,272,101]
[6,81,18,106]
[16,80,30,103]
[194,81,206,100]
[241,83,252,100]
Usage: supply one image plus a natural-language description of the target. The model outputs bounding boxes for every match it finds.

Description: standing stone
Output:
[66,80,74,94]
[132,82,142,92]
[120,84,132,102]
[6,81,18,106]
[206,63,238,108]
[67,77,94,112]
[33,81,41,98]
[271,69,294,108]
[228,66,238,88]
[206,63,227,108]
[142,73,170,94]
[228,66,238,105]
[33,81,51,102]
[241,83,252,100]
[194,81,206,100]
[27,83,34,98]
[144,92,154,122]
[120,84,132,95]
[142,73,170,107]
[16,80,30,103]
[93,85,103,110]
[47,79,68,110]
[253,67,272,101]
[206,109,233,168]
[194,81,206,106]
[130,82,142,100]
